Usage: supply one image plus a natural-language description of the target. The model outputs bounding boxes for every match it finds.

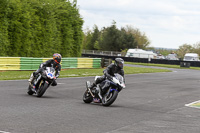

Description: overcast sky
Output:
[77,0,200,49]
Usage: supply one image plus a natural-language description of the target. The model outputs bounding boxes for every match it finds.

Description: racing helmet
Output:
[114,58,124,69]
[53,53,62,64]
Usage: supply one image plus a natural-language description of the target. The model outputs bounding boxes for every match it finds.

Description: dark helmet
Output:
[114,58,124,69]
[53,53,62,64]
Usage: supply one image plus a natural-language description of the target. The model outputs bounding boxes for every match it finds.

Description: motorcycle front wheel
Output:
[36,82,49,97]
[83,90,93,103]
[102,90,118,106]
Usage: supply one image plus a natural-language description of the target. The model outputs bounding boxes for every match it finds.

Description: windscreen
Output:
[184,56,193,60]
[114,73,124,83]
[46,67,56,75]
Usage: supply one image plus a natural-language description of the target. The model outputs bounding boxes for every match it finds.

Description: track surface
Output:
[0,65,200,133]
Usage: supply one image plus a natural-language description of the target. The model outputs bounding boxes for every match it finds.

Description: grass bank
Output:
[0,66,171,80]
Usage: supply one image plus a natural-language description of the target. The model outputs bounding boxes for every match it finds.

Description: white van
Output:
[183,53,199,61]
[166,54,179,60]
[125,49,157,59]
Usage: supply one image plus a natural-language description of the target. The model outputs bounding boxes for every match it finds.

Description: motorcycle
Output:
[83,73,125,106]
[27,67,56,97]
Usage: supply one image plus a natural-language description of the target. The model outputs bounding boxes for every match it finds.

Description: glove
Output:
[107,75,113,80]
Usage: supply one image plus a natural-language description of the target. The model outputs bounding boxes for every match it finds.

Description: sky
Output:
[76,0,200,49]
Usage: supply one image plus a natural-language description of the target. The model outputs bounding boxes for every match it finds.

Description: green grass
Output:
[0,71,34,80]
[124,66,171,74]
[125,62,200,70]
[0,66,171,80]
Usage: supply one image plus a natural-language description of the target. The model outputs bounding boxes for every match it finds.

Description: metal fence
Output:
[82,54,200,67]
[82,50,126,56]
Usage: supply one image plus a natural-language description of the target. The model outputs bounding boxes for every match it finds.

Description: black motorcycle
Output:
[83,73,126,106]
[27,67,56,97]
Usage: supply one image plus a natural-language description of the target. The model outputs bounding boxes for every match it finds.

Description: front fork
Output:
[31,80,43,93]
[86,81,95,98]
[86,81,104,101]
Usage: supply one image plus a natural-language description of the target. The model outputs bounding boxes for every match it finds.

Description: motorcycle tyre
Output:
[27,85,34,95]
[102,90,118,106]
[36,82,48,97]
[83,90,93,103]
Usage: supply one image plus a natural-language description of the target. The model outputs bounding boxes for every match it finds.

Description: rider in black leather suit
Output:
[28,53,62,86]
[90,58,125,89]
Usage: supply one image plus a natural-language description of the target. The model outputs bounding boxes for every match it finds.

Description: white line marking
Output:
[185,100,200,109]
[0,131,10,133]
[57,83,65,85]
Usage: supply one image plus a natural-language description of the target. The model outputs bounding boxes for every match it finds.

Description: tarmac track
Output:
[0,65,200,133]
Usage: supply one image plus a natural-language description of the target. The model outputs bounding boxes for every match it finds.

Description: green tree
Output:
[177,44,193,58]
[70,2,84,57]
[120,27,136,50]
[55,0,83,57]
[7,0,24,57]
[192,42,200,56]
[87,25,100,50]
[100,21,122,51]
[82,22,151,52]
[0,0,10,56]
[0,0,83,57]
[124,25,150,49]
[18,0,34,57]
[82,28,92,50]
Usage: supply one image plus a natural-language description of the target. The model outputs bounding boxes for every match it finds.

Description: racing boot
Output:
[28,73,34,83]
[28,71,38,84]
[89,83,96,93]
[28,73,34,86]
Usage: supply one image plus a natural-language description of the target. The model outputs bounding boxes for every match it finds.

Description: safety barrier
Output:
[82,53,200,67]
[0,57,101,70]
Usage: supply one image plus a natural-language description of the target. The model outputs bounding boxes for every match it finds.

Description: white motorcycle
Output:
[83,73,125,106]
[27,67,56,97]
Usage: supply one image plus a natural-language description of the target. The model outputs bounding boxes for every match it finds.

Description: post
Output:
[148,56,151,63]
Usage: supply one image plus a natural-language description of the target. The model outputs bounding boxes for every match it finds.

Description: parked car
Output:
[156,54,165,59]
[183,53,199,61]
[125,49,157,59]
[166,54,179,60]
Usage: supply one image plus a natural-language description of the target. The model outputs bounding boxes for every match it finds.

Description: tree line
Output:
[82,21,150,52]
[176,43,200,59]
[147,42,200,59]
[0,0,83,57]
[5,0,197,58]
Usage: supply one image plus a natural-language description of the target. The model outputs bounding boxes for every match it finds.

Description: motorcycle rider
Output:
[89,58,125,90]
[28,53,62,86]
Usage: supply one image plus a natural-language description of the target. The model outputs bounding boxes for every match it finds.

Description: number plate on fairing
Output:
[48,73,53,78]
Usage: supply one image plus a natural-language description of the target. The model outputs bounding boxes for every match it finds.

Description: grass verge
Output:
[125,62,200,70]
[0,66,171,80]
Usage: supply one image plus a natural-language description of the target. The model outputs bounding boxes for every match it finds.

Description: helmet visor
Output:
[56,58,61,63]
[118,62,124,69]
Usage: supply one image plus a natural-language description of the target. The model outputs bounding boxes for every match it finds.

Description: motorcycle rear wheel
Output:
[102,90,118,106]
[83,90,93,103]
